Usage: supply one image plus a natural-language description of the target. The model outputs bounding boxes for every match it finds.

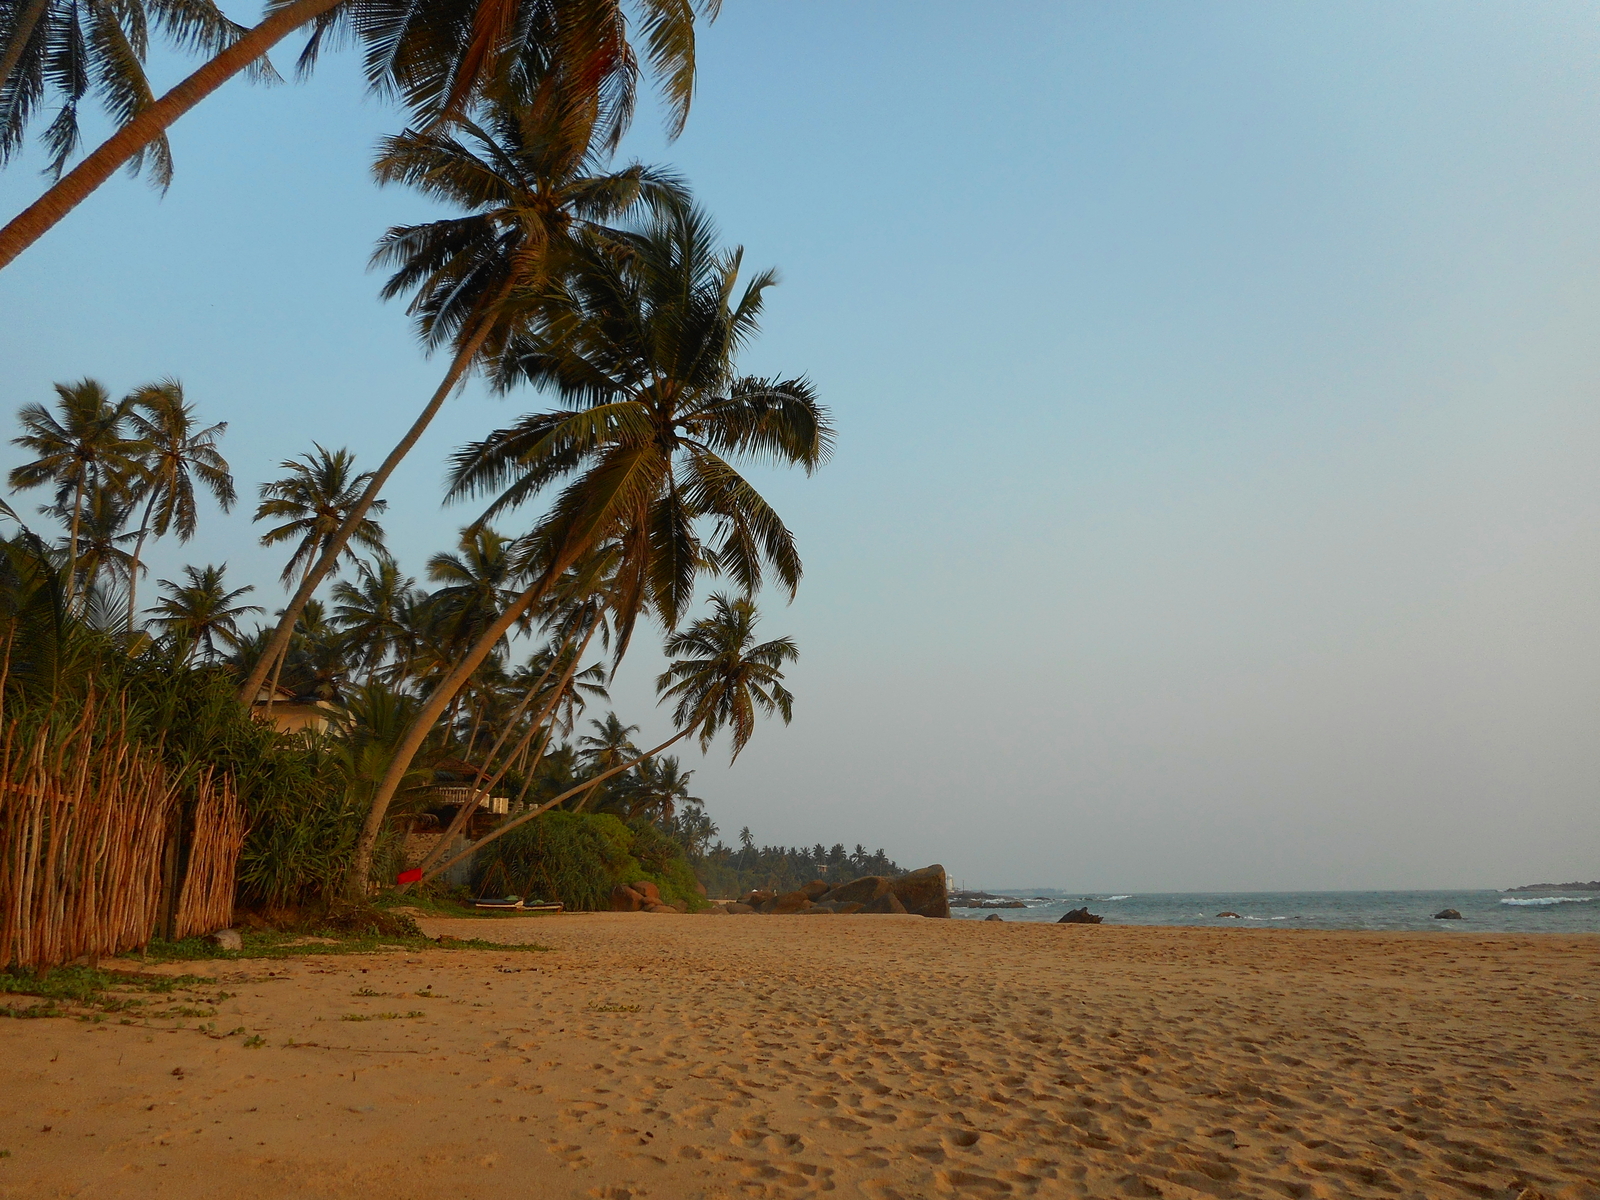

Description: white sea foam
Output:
[1104,895,1133,901]
[1501,895,1595,906]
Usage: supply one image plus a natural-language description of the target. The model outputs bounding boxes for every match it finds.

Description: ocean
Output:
[949,889,1600,934]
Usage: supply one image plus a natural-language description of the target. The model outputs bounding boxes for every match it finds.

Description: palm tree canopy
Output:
[0,0,266,185]
[298,0,717,145]
[146,562,261,660]
[424,525,527,652]
[578,710,639,772]
[8,378,147,511]
[255,444,387,583]
[125,378,235,540]
[656,592,796,759]
[369,92,687,364]
[447,204,833,657]
[330,554,418,678]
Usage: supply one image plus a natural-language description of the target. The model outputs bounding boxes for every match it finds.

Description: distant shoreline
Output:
[1504,881,1600,893]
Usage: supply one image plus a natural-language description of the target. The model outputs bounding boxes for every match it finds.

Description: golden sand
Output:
[2,913,1597,1199]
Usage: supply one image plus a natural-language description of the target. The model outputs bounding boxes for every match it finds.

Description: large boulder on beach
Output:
[890,865,950,918]
[818,876,893,906]
[724,902,756,914]
[631,881,662,905]
[611,885,645,912]
[1058,907,1102,924]
[741,890,775,908]
[770,890,815,914]
[863,892,908,914]
[801,880,832,900]
[1433,908,1463,920]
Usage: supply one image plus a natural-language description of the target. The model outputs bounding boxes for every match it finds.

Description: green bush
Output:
[472,812,705,911]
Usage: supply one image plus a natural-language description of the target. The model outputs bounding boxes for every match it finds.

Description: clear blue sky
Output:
[3,2,1598,890]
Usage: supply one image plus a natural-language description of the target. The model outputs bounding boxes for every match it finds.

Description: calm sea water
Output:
[949,890,1600,934]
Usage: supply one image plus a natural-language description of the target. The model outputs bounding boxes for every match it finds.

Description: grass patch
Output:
[0,966,230,1021]
[126,928,551,964]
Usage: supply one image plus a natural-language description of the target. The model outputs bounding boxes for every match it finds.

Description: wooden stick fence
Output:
[0,694,246,971]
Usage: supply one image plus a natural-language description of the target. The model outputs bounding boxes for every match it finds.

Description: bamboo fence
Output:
[0,695,246,970]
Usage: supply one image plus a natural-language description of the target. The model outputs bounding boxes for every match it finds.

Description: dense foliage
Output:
[471,811,704,911]
[690,835,904,899]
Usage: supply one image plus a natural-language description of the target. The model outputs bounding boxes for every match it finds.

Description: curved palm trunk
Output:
[0,0,50,97]
[399,619,595,889]
[0,0,342,272]
[344,577,550,897]
[238,314,501,712]
[421,727,692,887]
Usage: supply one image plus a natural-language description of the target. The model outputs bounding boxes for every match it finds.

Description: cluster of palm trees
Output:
[3,0,835,901]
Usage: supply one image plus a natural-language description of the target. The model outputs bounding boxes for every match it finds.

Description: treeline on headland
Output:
[0,3,858,969]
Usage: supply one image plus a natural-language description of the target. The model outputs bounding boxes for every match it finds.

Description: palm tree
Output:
[616,753,698,822]
[425,526,528,658]
[254,445,386,585]
[146,563,260,664]
[61,484,137,604]
[123,379,235,629]
[0,0,711,276]
[8,379,147,600]
[235,92,688,710]
[346,205,831,896]
[658,593,796,759]
[0,0,262,187]
[571,711,638,812]
[420,593,797,886]
[330,555,418,682]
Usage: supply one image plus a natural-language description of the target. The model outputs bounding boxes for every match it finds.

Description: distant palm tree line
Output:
[0,0,855,901]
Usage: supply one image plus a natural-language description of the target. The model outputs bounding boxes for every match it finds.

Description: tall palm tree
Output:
[420,592,797,885]
[0,0,263,186]
[254,445,386,585]
[123,379,235,629]
[330,555,418,683]
[146,562,260,664]
[235,91,688,710]
[425,526,528,658]
[0,0,712,274]
[571,710,638,812]
[61,484,137,603]
[612,753,697,821]
[346,205,831,896]
[8,378,147,600]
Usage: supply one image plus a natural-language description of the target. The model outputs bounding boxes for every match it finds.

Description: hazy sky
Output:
[3,2,1598,891]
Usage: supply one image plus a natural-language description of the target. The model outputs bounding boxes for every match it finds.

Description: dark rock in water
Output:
[611,884,644,912]
[890,864,950,919]
[1216,911,1241,919]
[818,876,893,906]
[1058,907,1102,924]
[1434,908,1463,920]
[984,913,1004,922]
[863,892,908,914]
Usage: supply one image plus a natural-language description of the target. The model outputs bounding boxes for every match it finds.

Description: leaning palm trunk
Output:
[422,728,691,886]
[400,617,598,888]
[0,0,342,272]
[238,304,505,712]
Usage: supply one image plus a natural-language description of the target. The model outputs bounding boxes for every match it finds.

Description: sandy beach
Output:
[2,915,1597,1200]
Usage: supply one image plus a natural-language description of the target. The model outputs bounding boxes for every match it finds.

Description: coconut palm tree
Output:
[146,562,260,664]
[330,555,418,683]
[345,205,831,896]
[8,379,147,601]
[235,92,688,710]
[570,710,638,812]
[60,484,137,604]
[122,379,235,629]
[254,445,386,585]
[617,754,698,823]
[420,593,797,886]
[0,0,262,186]
[0,0,712,280]
[425,526,529,659]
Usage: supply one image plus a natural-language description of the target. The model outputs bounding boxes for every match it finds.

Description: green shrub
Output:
[472,812,705,911]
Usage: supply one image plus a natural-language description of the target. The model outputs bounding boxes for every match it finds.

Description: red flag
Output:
[396,868,424,884]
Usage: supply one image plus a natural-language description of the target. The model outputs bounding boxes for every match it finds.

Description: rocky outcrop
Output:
[1058,907,1102,924]
[722,866,948,918]
[611,884,645,912]
[984,913,1004,922]
[1433,908,1463,920]
[1216,911,1241,919]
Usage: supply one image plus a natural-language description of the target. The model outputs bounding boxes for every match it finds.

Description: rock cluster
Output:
[1433,908,1463,920]
[610,880,689,914]
[711,865,949,918]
